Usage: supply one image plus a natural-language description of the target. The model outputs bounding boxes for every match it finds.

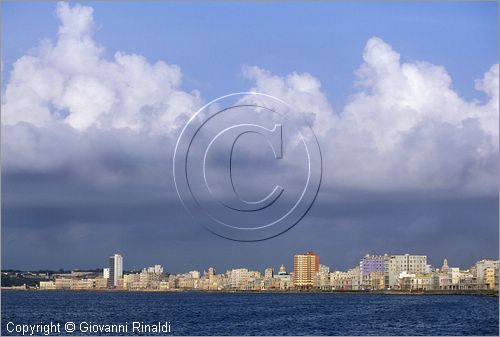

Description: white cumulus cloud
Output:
[2,1,201,133]
[1,2,498,199]
[243,37,498,196]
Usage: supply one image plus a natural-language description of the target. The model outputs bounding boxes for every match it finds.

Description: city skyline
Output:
[2,2,498,272]
[13,250,497,292]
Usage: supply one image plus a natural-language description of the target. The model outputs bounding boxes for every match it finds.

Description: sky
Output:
[1,1,498,273]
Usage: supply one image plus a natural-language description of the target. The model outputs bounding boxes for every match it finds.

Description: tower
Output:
[441,258,449,273]
[108,254,123,288]
[293,251,320,289]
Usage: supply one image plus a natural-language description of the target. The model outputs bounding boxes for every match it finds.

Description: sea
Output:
[1,291,498,335]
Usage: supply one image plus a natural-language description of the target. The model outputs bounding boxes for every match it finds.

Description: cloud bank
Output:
[3,2,498,197]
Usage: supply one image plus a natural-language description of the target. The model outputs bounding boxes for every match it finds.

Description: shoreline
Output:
[3,288,498,296]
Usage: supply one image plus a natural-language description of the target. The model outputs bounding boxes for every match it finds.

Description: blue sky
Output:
[3,2,498,110]
[1,2,498,271]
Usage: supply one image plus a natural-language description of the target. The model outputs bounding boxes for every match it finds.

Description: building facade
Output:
[108,254,123,288]
[360,254,389,289]
[293,251,319,289]
[474,259,499,290]
[388,254,427,288]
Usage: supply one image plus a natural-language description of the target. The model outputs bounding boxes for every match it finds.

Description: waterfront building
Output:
[277,274,291,290]
[411,273,434,290]
[175,271,201,289]
[360,254,389,289]
[347,266,361,290]
[274,264,291,290]
[201,267,220,290]
[135,265,164,289]
[178,275,196,289]
[330,267,361,291]
[71,278,96,290]
[123,273,141,290]
[293,251,320,289]
[458,270,475,290]
[264,277,280,290]
[474,259,499,290]
[360,254,387,275]
[219,274,230,290]
[108,254,123,288]
[55,277,73,290]
[264,268,274,279]
[317,264,330,290]
[160,280,170,291]
[39,281,56,290]
[484,267,496,290]
[450,267,461,285]
[103,268,110,279]
[435,259,471,290]
[398,271,415,291]
[369,272,386,290]
[95,276,108,289]
[229,268,249,289]
[388,254,427,288]
[168,274,179,289]
[116,277,124,289]
[330,271,349,290]
[246,271,262,290]
[436,271,452,290]
[262,268,274,289]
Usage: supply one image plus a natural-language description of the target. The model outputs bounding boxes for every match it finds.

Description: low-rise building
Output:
[398,271,415,291]
[71,278,96,290]
[55,278,73,290]
[369,271,385,290]
[411,273,434,290]
[39,281,56,290]
[275,264,291,290]
[330,271,349,290]
[123,273,141,290]
[474,260,499,290]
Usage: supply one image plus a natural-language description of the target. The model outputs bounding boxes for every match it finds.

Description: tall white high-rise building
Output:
[108,254,123,288]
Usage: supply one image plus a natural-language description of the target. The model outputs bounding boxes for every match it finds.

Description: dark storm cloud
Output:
[1,2,498,272]
[2,165,498,272]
